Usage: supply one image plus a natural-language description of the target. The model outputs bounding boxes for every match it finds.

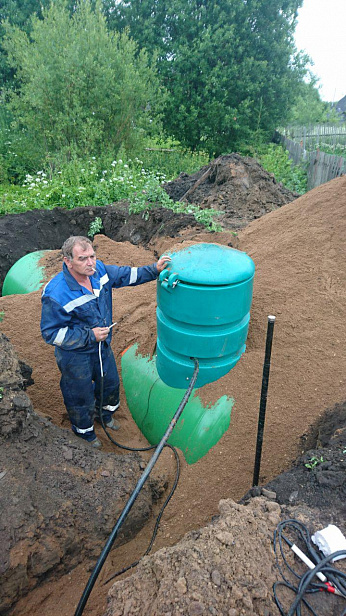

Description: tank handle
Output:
[159,271,179,292]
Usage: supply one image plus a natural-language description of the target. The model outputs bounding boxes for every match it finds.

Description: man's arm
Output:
[41,295,97,350]
[105,256,171,289]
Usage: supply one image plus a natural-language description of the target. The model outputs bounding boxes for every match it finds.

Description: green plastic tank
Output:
[2,250,51,296]
[121,344,234,464]
[156,243,255,389]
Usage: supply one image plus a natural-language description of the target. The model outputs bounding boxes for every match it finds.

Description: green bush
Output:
[137,138,210,179]
[3,0,163,162]
[255,143,307,194]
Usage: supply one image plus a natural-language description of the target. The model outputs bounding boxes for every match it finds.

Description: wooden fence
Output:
[279,124,346,149]
[274,130,346,191]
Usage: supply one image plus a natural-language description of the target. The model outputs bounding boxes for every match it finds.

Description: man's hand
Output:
[156,255,172,273]
[92,326,110,342]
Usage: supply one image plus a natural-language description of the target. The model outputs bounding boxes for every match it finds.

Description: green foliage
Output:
[304,455,324,470]
[2,0,163,163]
[0,0,52,88]
[288,81,340,125]
[255,143,307,194]
[0,154,221,230]
[0,106,44,183]
[138,138,210,179]
[87,216,103,238]
[109,0,307,155]
[317,142,346,156]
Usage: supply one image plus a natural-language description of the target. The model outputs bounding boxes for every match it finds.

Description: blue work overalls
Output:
[41,259,158,442]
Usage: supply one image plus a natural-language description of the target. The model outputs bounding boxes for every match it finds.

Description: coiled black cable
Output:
[273,519,346,615]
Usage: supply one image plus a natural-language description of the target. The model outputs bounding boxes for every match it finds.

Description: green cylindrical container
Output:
[2,250,51,296]
[156,243,255,388]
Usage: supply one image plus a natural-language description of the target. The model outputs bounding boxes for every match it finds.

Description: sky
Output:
[294,0,346,103]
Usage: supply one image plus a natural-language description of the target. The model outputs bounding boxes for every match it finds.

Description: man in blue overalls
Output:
[41,235,170,448]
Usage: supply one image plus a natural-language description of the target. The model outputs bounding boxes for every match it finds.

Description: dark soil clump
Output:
[164,153,298,229]
[0,332,165,613]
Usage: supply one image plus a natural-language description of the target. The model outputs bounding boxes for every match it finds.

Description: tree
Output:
[105,0,307,155]
[2,0,163,160]
[0,0,53,89]
[287,80,340,125]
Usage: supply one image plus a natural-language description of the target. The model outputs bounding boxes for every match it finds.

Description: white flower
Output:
[62,194,66,198]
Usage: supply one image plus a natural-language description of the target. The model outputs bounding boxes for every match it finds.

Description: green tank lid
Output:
[163,243,255,286]
[2,250,51,296]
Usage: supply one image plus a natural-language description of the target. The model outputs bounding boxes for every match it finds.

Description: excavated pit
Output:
[0,155,345,615]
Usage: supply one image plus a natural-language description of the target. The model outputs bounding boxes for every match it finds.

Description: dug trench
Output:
[0,155,345,615]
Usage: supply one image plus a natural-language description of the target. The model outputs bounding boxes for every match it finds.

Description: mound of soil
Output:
[0,333,166,613]
[0,160,345,615]
[164,153,298,229]
[106,490,346,616]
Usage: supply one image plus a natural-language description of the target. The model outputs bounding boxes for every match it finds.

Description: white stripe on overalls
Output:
[53,327,69,346]
[54,274,110,345]
[129,268,138,284]
[73,424,94,434]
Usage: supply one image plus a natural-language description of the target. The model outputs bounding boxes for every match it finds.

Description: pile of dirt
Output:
[164,153,298,229]
[0,167,345,615]
[106,491,346,616]
[0,332,166,613]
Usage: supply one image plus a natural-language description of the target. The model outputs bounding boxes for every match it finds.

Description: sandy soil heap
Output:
[0,164,345,615]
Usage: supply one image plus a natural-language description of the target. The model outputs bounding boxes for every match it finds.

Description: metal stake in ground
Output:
[252,315,276,487]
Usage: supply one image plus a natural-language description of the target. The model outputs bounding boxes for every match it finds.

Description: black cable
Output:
[74,358,199,616]
[273,518,346,615]
[97,357,180,579]
[103,443,180,585]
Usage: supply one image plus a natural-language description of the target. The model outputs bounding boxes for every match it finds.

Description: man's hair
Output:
[62,236,93,260]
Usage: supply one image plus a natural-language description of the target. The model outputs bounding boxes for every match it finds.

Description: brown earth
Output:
[164,153,298,229]
[0,157,345,615]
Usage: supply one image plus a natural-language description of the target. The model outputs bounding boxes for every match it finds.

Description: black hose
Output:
[103,443,180,585]
[74,358,199,616]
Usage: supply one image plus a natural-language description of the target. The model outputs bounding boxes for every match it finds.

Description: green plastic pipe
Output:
[121,344,234,464]
[2,250,51,296]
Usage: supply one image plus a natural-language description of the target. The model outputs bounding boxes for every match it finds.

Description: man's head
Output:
[62,236,96,280]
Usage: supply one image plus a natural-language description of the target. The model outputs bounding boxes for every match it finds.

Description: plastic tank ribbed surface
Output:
[156,243,255,388]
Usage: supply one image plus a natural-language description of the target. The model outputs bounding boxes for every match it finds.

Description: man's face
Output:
[64,243,96,279]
